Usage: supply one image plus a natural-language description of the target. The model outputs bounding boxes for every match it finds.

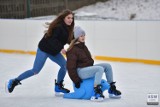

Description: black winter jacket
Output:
[38,22,69,56]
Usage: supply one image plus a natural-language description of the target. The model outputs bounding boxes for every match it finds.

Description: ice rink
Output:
[0,53,160,107]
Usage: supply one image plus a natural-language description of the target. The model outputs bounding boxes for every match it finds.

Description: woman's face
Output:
[78,35,85,43]
[64,14,73,26]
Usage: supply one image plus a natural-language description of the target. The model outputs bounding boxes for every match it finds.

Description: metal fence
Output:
[0,0,108,19]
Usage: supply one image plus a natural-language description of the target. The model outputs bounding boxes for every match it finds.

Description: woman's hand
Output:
[75,80,82,89]
[61,49,66,55]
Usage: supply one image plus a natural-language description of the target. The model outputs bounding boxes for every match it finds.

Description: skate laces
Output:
[110,82,116,90]
[94,85,104,98]
[59,83,65,89]
[109,82,121,95]
[12,79,21,87]
[95,85,102,94]
[8,79,21,93]
[55,79,65,88]
[55,79,70,92]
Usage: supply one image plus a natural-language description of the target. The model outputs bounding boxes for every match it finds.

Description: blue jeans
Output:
[77,63,113,85]
[15,48,66,83]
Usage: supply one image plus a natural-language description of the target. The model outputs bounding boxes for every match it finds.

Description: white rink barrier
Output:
[0,19,160,65]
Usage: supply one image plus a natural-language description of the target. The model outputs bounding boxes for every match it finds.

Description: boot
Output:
[55,79,70,95]
[108,82,121,98]
[90,85,104,101]
[7,79,21,93]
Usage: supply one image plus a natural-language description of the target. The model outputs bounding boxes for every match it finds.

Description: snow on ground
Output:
[28,0,160,21]
[74,0,160,20]
[0,53,160,107]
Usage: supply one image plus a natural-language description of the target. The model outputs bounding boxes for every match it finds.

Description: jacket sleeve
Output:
[66,51,81,83]
[47,27,64,52]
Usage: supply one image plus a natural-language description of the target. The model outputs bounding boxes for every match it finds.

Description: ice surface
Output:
[0,53,160,107]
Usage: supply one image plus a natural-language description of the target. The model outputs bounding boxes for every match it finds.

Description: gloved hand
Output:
[75,80,82,88]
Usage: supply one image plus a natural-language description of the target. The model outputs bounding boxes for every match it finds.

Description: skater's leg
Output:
[77,66,104,101]
[95,63,121,97]
[48,53,66,83]
[94,63,113,83]
[48,53,69,93]
[77,66,104,85]
[16,48,48,81]
[7,48,48,93]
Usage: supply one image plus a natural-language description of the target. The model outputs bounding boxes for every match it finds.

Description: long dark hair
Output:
[45,9,75,43]
[67,38,78,52]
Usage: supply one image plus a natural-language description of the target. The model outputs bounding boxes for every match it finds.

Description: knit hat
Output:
[74,26,86,39]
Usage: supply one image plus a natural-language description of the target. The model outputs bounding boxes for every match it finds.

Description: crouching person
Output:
[66,26,121,101]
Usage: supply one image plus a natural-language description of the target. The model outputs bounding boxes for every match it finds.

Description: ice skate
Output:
[55,79,70,96]
[108,82,121,98]
[90,85,104,102]
[6,79,21,93]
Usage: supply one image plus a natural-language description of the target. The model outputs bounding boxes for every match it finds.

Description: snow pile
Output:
[74,0,160,20]
[27,0,160,21]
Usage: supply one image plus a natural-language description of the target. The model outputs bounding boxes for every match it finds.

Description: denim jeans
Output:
[77,63,113,85]
[16,48,66,83]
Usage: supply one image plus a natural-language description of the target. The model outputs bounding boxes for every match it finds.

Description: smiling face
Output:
[64,14,74,26]
[78,35,85,43]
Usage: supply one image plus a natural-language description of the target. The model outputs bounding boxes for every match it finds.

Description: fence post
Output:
[26,0,31,18]
[64,0,68,9]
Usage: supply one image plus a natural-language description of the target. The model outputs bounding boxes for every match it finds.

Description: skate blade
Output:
[55,92,64,97]
[109,94,121,99]
[90,96,104,102]
[5,81,10,93]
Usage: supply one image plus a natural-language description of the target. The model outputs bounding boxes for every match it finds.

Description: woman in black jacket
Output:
[7,9,74,95]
